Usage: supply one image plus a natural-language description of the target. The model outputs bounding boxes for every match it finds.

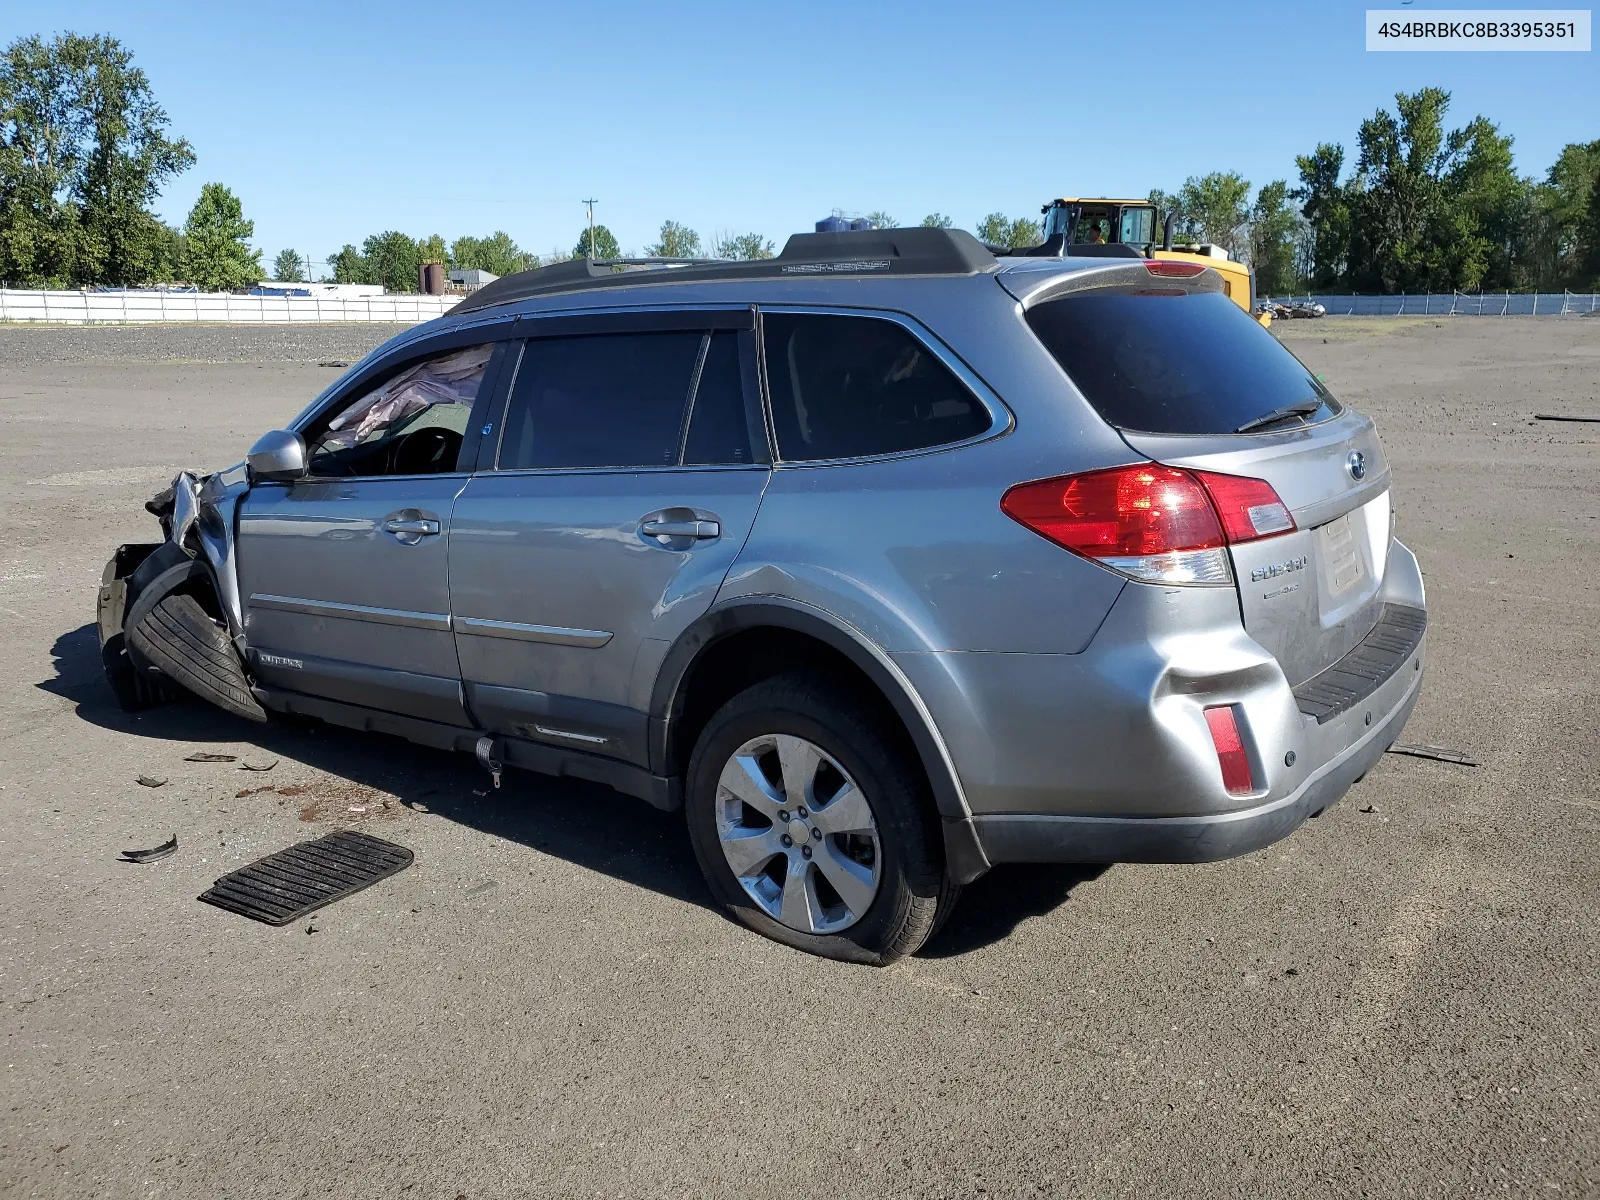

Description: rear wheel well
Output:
[671,627,922,789]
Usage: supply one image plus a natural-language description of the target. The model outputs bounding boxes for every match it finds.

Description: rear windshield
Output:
[1025,289,1339,435]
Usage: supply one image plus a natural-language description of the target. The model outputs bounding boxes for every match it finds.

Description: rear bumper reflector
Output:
[1204,704,1256,795]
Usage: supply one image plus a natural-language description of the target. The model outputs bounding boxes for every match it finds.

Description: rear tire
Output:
[685,670,944,965]
[126,592,267,723]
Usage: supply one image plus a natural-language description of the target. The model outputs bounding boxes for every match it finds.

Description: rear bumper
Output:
[912,538,1428,872]
[970,655,1421,864]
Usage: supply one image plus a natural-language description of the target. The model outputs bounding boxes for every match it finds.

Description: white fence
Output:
[1263,291,1600,316]
[0,289,459,325]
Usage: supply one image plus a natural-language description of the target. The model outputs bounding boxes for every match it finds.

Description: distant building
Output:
[250,282,386,299]
[449,268,498,291]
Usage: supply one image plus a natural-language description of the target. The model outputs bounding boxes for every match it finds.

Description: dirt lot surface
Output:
[2,318,1596,1199]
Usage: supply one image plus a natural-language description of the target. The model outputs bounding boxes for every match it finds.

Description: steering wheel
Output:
[387,427,462,475]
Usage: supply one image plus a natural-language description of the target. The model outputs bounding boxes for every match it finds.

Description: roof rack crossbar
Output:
[449,228,998,316]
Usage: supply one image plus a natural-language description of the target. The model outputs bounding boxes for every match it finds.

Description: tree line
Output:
[1152,88,1598,295]
[4,35,1597,295]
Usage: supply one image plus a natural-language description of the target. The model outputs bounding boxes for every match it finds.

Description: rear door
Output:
[447,309,770,764]
[1025,286,1390,685]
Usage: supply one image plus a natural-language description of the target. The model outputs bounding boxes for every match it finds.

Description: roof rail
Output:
[449,228,997,316]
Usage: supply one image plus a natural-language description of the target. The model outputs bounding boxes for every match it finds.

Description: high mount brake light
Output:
[1000,464,1295,586]
[1145,261,1208,278]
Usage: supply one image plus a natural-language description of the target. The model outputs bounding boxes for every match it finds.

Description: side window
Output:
[307,343,492,477]
[682,331,756,466]
[761,313,990,461]
[497,331,722,470]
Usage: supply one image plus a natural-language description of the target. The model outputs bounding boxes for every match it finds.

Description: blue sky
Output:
[6,0,1596,271]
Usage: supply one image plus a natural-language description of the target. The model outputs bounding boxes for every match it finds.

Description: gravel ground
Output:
[0,317,1596,1199]
[0,322,409,367]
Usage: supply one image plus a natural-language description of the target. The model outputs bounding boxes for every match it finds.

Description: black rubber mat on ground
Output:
[1293,603,1427,724]
[198,830,413,925]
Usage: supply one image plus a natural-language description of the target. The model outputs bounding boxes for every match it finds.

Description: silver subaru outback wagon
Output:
[98,228,1426,964]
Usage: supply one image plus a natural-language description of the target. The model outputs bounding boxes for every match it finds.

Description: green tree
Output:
[272,248,304,281]
[180,183,261,290]
[362,230,423,292]
[1519,140,1600,288]
[1339,87,1522,292]
[1249,181,1300,295]
[976,213,1040,248]
[1176,172,1252,256]
[328,243,365,283]
[648,219,701,257]
[1580,161,1600,286]
[417,233,447,266]
[920,213,954,228]
[0,32,193,286]
[864,210,895,229]
[712,231,774,260]
[574,223,620,259]
[451,231,537,276]
[1291,143,1351,289]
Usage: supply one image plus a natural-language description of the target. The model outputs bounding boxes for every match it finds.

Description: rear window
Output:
[1025,289,1339,435]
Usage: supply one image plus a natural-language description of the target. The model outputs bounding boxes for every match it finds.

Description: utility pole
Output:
[582,197,598,259]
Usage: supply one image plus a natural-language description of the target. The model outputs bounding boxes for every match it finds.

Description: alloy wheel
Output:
[714,733,882,934]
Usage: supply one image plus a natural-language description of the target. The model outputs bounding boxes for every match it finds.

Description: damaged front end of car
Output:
[97,465,267,722]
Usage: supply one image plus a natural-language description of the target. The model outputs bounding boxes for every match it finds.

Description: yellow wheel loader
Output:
[1036,198,1270,326]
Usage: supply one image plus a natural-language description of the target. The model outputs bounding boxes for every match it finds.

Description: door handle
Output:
[640,519,720,540]
[384,517,440,537]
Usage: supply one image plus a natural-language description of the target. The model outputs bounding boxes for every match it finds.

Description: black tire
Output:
[685,670,945,965]
[126,592,267,723]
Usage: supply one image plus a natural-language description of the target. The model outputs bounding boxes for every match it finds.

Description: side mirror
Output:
[247,429,308,483]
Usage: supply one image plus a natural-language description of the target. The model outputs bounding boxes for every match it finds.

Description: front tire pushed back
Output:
[685,670,944,965]
[126,591,267,723]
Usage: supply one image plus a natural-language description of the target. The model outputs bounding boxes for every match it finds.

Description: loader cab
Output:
[1041,199,1160,252]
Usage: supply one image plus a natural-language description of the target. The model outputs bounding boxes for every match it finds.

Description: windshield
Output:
[1025,289,1339,435]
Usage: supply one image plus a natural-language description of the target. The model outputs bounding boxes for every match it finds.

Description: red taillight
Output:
[1204,705,1255,794]
[1002,465,1221,556]
[1001,464,1294,585]
[1192,470,1296,541]
[1145,260,1207,278]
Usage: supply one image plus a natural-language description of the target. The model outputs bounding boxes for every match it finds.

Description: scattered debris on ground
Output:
[239,760,278,772]
[1360,804,1380,814]
[120,835,178,864]
[1257,300,1326,320]
[1386,743,1480,767]
[1533,413,1600,423]
[184,752,236,763]
[135,775,167,788]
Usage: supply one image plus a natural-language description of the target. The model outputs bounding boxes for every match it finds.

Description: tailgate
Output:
[1123,409,1392,686]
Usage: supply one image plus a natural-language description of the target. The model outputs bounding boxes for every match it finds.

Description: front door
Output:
[448,320,769,765]
[237,339,503,725]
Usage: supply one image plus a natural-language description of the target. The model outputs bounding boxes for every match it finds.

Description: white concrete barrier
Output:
[0,289,459,325]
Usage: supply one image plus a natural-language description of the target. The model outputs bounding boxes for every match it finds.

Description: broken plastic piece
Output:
[239,760,278,772]
[136,775,167,788]
[185,752,237,763]
[121,835,178,863]
[1386,743,1479,767]
[475,735,503,789]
